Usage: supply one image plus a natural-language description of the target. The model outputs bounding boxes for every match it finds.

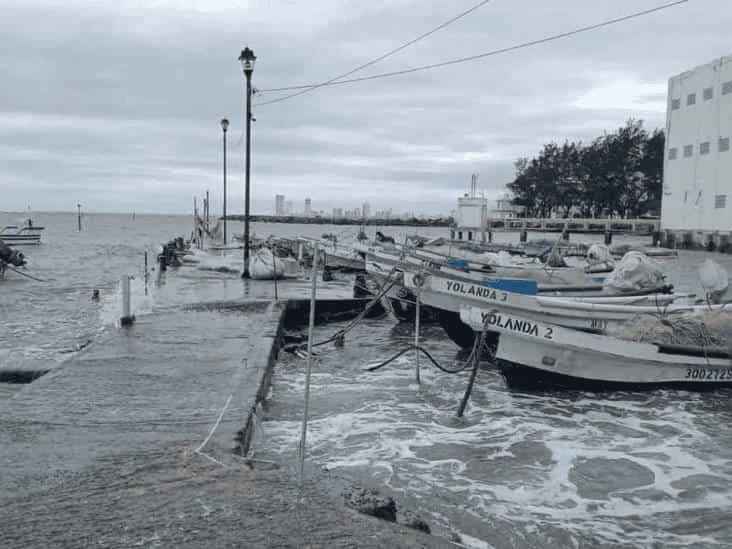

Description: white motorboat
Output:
[0,218,44,245]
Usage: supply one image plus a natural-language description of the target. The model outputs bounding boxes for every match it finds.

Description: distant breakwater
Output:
[225,215,453,227]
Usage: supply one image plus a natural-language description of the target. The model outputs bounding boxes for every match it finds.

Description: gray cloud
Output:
[1,0,730,214]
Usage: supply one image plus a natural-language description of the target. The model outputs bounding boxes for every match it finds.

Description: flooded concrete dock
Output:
[0,277,447,547]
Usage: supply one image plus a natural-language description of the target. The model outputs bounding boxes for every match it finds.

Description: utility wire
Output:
[258,0,494,96]
[256,0,686,107]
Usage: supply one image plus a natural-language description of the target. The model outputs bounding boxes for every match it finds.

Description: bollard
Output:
[120,275,135,326]
[604,231,612,245]
[652,231,661,247]
[520,230,527,243]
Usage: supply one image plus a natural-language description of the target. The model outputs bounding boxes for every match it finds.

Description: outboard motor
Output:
[0,240,26,266]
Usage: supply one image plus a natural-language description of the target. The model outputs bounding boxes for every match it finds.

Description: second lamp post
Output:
[238,46,256,278]
[220,117,229,246]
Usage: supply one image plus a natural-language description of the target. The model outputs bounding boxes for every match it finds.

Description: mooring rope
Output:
[295,270,401,351]
[4,264,47,282]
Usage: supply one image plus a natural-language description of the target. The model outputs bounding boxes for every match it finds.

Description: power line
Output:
[258,0,494,96]
[256,0,687,107]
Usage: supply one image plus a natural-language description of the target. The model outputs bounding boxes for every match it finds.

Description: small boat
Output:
[399,264,689,348]
[309,235,365,271]
[459,306,732,389]
[0,218,44,245]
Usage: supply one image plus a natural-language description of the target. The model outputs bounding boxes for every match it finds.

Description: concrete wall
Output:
[662,55,732,232]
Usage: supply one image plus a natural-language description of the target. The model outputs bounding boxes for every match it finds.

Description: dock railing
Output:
[484,217,660,234]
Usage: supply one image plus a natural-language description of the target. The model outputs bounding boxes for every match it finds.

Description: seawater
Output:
[3,211,732,548]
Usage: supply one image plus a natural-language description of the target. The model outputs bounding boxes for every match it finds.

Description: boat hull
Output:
[0,234,41,245]
[460,305,732,389]
[496,358,732,391]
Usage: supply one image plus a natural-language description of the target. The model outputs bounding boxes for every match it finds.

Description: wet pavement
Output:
[1,283,448,548]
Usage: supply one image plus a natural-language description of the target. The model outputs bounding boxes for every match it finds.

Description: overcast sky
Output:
[1,0,730,215]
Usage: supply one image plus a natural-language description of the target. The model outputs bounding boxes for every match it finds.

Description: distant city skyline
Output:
[268,192,456,220]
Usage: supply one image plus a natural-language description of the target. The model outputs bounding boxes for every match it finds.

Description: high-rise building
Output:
[361,202,371,219]
[304,198,312,216]
[275,194,285,216]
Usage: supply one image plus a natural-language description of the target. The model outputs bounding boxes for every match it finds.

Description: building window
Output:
[720,137,730,152]
[683,144,693,157]
[700,141,710,155]
[671,98,681,110]
[715,194,727,208]
[684,191,688,203]
[468,231,473,241]
[458,231,463,240]
[703,87,714,100]
[687,93,696,106]
[668,147,677,160]
[723,81,732,95]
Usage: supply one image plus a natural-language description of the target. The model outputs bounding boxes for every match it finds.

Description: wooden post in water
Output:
[77,203,82,231]
[299,245,318,483]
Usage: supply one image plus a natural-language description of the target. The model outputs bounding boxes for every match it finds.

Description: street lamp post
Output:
[220,118,229,246]
[238,46,256,278]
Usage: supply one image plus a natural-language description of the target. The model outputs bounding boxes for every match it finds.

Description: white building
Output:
[304,198,312,217]
[490,192,524,219]
[662,55,732,233]
[451,174,488,242]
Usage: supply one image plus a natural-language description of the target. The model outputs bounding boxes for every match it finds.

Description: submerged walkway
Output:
[0,287,445,547]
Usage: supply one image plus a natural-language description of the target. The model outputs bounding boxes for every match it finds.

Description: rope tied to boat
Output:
[294,268,402,352]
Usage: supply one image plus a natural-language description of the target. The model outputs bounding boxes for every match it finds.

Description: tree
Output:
[508,119,664,218]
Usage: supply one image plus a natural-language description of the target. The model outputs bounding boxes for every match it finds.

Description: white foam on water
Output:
[262,319,732,548]
[185,249,243,273]
[98,275,156,328]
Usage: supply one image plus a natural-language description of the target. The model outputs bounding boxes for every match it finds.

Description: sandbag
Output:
[587,244,612,263]
[603,251,665,292]
[698,259,729,302]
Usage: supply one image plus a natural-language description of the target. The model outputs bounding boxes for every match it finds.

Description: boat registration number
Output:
[685,368,732,380]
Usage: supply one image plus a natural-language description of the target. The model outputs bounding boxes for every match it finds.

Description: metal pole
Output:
[77,204,82,231]
[205,190,210,234]
[144,252,148,296]
[223,125,228,246]
[243,72,253,278]
[414,285,421,384]
[299,245,318,482]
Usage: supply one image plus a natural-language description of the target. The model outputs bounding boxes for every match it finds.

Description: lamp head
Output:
[220,118,229,132]
[238,47,256,74]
